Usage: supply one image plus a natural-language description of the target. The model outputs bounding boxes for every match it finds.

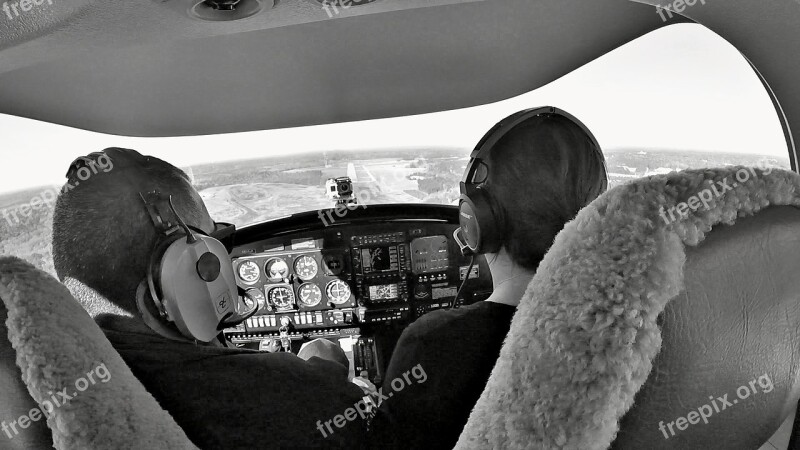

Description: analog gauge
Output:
[242,288,267,314]
[326,279,352,305]
[267,285,295,310]
[323,254,345,276]
[237,261,260,285]
[297,283,323,308]
[294,255,319,281]
[265,258,289,282]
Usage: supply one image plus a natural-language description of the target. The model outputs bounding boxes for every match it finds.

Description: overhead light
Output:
[204,0,242,11]
[190,0,270,21]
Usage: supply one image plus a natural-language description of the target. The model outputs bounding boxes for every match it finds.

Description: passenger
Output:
[373,109,608,449]
[51,148,370,449]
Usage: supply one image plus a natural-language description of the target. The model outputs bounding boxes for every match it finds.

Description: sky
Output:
[0,23,789,194]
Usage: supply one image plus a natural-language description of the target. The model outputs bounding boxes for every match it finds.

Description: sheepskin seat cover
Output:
[456,166,800,450]
[0,256,197,450]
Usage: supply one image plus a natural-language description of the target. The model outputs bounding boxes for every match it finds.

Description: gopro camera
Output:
[326,177,355,204]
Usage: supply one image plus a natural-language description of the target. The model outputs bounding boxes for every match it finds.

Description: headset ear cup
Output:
[135,280,194,343]
[460,188,502,254]
[147,234,183,318]
[160,234,239,342]
[458,195,480,253]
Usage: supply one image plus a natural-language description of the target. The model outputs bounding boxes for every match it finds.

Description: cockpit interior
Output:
[2,1,800,449]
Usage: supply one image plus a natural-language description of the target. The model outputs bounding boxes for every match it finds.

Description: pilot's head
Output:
[52,148,215,316]
[475,111,607,269]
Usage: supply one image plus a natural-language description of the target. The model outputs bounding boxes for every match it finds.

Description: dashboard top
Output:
[232,204,460,247]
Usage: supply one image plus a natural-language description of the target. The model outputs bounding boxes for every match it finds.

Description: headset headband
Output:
[140,191,188,237]
[461,106,607,189]
[455,106,608,257]
[141,191,236,250]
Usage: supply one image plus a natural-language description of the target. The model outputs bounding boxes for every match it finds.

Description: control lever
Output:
[279,317,292,353]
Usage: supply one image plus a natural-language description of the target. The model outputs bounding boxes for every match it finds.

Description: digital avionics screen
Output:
[362,246,399,273]
[368,284,399,300]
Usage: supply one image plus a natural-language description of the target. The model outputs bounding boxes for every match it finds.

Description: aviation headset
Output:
[66,152,252,343]
[137,191,252,343]
[454,106,608,257]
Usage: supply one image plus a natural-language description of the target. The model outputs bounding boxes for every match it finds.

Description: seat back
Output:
[455,167,800,450]
[0,304,53,448]
[612,205,800,448]
[0,256,198,450]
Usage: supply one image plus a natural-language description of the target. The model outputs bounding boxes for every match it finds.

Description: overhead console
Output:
[222,205,493,384]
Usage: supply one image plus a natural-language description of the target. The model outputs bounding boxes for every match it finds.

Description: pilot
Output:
[51,148,371,449]
[372,108,608,449]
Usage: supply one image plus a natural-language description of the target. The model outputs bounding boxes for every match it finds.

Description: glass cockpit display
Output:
[369,284,399,301]
[361,246,399,273]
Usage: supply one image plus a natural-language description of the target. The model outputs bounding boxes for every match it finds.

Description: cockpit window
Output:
[0,23,791,274]
[190,149,466,227]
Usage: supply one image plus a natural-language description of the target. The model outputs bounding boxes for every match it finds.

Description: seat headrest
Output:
[456,166,800,449]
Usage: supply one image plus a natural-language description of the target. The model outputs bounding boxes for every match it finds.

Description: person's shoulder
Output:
[430,300,512,325]
[401,301,502,340]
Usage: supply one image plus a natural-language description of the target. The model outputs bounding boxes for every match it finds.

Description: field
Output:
[191,149,466,226]
[0,148,790,278]
[603,149,789,188]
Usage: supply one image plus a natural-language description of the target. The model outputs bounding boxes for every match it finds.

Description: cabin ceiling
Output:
[0,0,670,136]
[0,0,797,165]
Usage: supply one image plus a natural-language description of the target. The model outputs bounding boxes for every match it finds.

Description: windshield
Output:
[0,23,792,276]
[192,147,791,228]
[192,149,465,227]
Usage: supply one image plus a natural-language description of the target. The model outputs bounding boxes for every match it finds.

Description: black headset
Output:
[454,106,607,256]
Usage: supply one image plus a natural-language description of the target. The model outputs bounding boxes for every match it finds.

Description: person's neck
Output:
[63,277,172,337]
[484,248,536,308]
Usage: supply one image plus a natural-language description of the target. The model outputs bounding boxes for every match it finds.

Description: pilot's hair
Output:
[52,148,212,314]
[484,113,607,270]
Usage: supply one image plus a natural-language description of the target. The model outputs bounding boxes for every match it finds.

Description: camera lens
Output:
[338,182,352,194]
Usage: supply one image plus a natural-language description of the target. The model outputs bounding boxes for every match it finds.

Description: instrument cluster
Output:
[224,214,494,384]
[234,249,356,314]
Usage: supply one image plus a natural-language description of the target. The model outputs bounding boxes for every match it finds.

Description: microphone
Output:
[452,228,474,257]
[452,228,476,308]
